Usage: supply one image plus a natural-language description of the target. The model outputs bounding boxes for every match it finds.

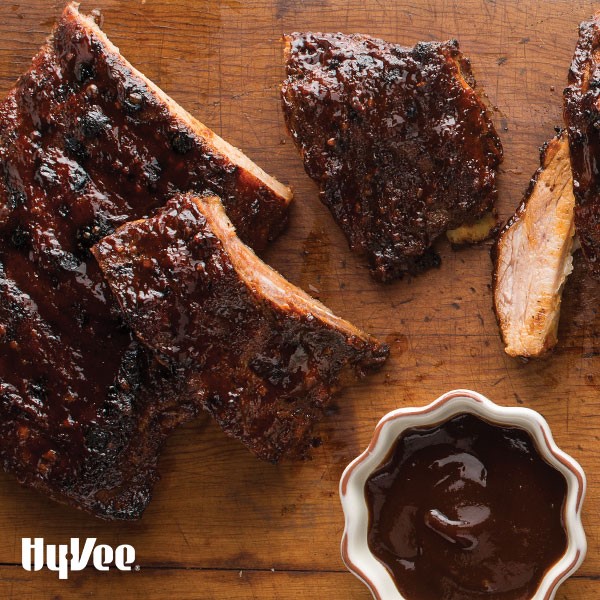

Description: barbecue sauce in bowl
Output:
[365,414,568,600]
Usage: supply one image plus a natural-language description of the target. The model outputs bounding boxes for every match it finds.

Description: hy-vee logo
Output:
[22,537,136,579]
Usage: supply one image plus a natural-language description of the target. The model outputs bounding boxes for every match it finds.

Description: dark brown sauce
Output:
[365,414,568,600]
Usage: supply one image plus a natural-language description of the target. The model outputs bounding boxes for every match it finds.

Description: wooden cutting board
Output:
[0,0,599,597]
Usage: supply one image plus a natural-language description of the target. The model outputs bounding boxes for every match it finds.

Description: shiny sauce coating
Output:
[366,414,568,600]
[282,33,502,282]
[0,3,289,518]
[93,193,388,461]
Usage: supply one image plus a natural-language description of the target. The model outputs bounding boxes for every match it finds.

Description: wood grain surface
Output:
[0,0,599,598]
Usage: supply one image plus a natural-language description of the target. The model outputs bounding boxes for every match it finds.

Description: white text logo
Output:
[22,537,136,579]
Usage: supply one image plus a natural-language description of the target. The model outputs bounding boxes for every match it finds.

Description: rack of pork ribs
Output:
[0,4,389,520]
[0,2,511,520]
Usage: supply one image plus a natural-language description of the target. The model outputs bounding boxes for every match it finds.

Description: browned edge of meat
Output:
[92,193,389,462]
[564,12,600,277]
[491,132,575,358]
[202,194,387,371]
[444,53,499,244]
[57,2,292,249]
[281,32,502,282]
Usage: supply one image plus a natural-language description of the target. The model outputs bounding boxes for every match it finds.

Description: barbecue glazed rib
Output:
[0,3,290,519]
[93,193,389,461]
[281,32,502,282]
[492,133,576,358]
[565,13,600,278]
[0,255,199,518]
[0,2,291,250]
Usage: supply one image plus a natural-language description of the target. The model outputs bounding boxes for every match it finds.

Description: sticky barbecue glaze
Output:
[0,3,289,519]
[365,414,568,600]
[564,13,600,278]
[93,193,388,461]
[282,33,502,282]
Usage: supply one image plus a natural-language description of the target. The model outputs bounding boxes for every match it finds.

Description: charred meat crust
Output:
[564,13,600,277]
[281,32,502,282]
[0,3,289,519]
[93,193,389,462]
[490,134,574,358]
[0,262,199,519]
[0,2,291,251]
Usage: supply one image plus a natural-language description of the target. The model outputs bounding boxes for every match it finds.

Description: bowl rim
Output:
[339,389,587,600]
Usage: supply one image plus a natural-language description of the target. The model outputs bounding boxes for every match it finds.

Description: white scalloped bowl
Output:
[340,389,587,600]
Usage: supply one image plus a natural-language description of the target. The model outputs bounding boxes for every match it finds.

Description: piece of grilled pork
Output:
[564,12,600,278]
[93,193,389,462]
[0,2,291,251]
[281,32,502,282]
[0,3,290,519]
[493,133,575,357]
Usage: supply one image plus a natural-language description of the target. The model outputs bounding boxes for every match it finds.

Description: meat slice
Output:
[281,32,502,282]
[492,133,575,357]
[92,193,389,461]
[0,3,290,519]
[564,13,600,278]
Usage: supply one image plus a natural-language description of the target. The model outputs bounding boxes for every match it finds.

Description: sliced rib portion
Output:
[492,133,575,357]
[564,13,600,277]
[281,32,502,282]
[93,193,389,461]
[0,3,289,519]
